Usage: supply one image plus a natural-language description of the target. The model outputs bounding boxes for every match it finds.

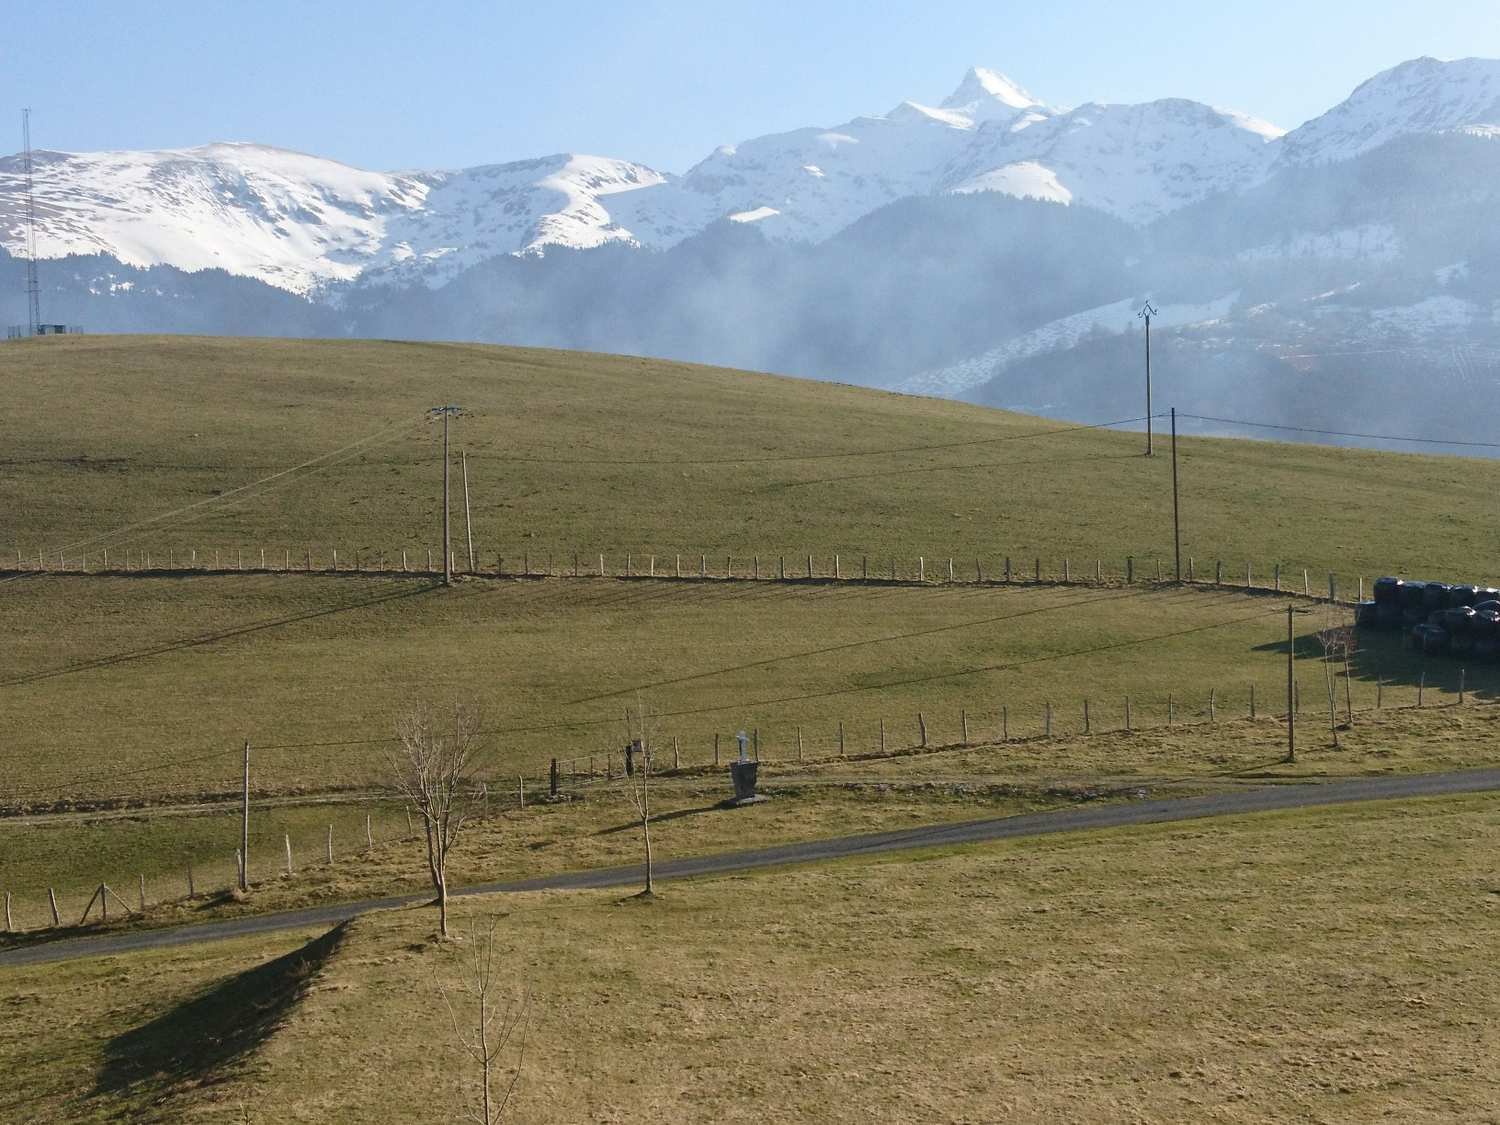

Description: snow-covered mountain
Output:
[12,58,1495,296]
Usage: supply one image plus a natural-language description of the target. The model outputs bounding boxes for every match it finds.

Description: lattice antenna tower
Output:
[22,107,41,336]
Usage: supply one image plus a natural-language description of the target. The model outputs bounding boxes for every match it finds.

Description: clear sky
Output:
[5,1,1499,173]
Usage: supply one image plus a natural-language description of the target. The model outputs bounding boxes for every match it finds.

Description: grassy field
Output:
[6,794,1499,1123]
[6,699,1500,935]
[4,573,1459,807]
[4,335,1500,586]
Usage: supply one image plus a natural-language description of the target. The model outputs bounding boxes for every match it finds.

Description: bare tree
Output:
[391,699,486,938]
[440,916,531,1125]
[625,698,656,897]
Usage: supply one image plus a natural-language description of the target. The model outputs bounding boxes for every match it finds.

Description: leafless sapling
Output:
[391,699,487,938]
[440,915,531,1125]
[625,699,656,898]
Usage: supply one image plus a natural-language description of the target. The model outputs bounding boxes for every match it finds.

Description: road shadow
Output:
[91,921,349,1109]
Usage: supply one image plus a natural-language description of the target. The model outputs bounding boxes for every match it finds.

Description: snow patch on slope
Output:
[897,292,1239,399]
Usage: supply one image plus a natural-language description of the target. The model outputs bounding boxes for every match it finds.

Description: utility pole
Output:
[21,108,41,337]
[1138,301,1157,456]
[428,406,463,586]
[1170,406,1181,582]
[461,449,475,574]
[240,739,250,891]
[1286,606,1296,763]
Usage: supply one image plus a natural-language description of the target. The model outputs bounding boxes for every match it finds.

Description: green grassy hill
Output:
[2,334,1498,584]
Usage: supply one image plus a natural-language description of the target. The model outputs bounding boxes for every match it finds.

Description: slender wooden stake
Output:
[1377,673,1383,709]
[1460,668,1467,705]
[1002,705,1008,740]
[284,833,293,876]
[1156,558,1162,581]
[838,721,845,756]
[918,712,928,747]
[405,806,414,836]
[1096,559,1102,582]
[49,887,60,926]
[1343,647,1355,724]
[326,824,334,864]
[1169,693,1175,726]
[703,553,709,578]
[919,556,925,582]
[864,556,870,580]
[714,733,720,766]
[365,813,373,849]
[780,555,786,579]
[1034,557,1040,582]
[1304,569,1310,596]
[754,555,761,579]
[1274,563,1281,591]
[1250,683,1257,719]
[753,728,759,761]
[796,726,803,759]
[138,873,146,912]
[599,553,605,576]
[673,736,680,770]
[518,776,525,809]
[1215,559,1221,585]
[1124,695,1131,731]
[947,557,954,582]
[649,555,655,577]
[1324,652,1339,748]
[879,718,886,754]
[1064,558,1070,582]
[806,554,812,579]
[1127,556,1134,583]
[975,558,982,582]
[961,709,969,743]
[674,554,680,578]
[1083,699,1090,733]
[1045,702,1053,738]
[726,554,732,578]
[1004,557,1011,583]
[1246,562,1251,588]
[1209,688,1216,724]
[836,553,842,580]
[4,890,11,932]
[187,862,195,899]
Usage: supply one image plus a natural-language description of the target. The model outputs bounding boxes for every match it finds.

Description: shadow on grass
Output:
[592,803,721,837]
[91,920,350,1106]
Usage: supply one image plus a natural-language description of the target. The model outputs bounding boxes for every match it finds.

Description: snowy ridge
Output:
[0,57,1496,293]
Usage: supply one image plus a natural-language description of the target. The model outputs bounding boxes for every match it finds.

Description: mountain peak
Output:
[942,67,1042,112]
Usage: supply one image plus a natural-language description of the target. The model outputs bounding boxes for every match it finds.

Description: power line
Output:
[1176,412,1500,450]
[477,415,1158,466]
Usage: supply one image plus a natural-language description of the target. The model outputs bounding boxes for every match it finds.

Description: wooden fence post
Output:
[366,813,373,849]
[918,712,928,747]
[326,825,333,864]
[1168,693,1175,726]
[1209,688,1216,724]
[1001,705,1008,740]
[796,726,803,760]
[714,733,720,766]
[1044,701,1053,737]
[1274,563,1281,592]
[1460,668,1466,704]
[48,887,60,926]
[518,776,525,809]
[284,834,293,875]
[1215,560,1222,585]
[838,721,845,757]
[1004,557,1012,583]
[138,874,146,912]
[1034,557,1040,582]
[879,718,886,754]
[4,890,11,932]
[1124,695,1131,731]
[1083,699,1090,733]
[1250,684,1257,720]
[961,709,969,743]
[186,862,195,899]
[1096,559,1102,582]
[836,554,842,580]
[1376,674,1383,709]
[1127,556,1134,583]
[947,557,954,582]
[753,728,759,760]
[779,555,786,579]
[918,556,925,582]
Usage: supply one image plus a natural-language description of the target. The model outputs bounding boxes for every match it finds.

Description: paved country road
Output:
[4,767,1499,969]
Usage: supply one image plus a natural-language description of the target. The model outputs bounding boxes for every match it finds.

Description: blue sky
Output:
[7,1,1499,172]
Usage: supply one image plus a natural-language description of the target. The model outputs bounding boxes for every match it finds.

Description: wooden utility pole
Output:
[429,406,462,586]
[1170,406,1182,581]
[1139,301,1158,456]
[461,450,475,574]
[240,739,250,891]
[1286,605,1296,762]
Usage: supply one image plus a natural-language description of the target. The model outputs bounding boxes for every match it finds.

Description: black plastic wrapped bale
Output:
[1443,606,1477,634]
[1477,610,1500,639]
[1424,583,1452,612]
[1376,602,1404,629]
[1476,600,1500,615]
[1355,601,1380,628]
[1452,632,1477,656]
[1373,576,1403,605]
[1475,587,1500,606]
[1449,585,1479,608]
[1401,581,1428,610]
[1412,624,1450,654]
[1477,637,1500,662]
